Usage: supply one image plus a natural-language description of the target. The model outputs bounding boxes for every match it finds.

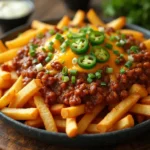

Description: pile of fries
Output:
[0,9,150,138]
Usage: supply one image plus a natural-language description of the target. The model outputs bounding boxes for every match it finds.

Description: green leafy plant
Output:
[102,0,150,29]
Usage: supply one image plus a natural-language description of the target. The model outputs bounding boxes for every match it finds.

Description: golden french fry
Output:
[57,16,70,29]
[0,76,23,109]
[55,118,66,132]
[140,96,150,105]
[0,70,11,80]
[120,29,144,41]
[19,29,36,37]
[61,104,85,118]
[71,10,85,26]
[0,48,19,63]
[25,117,44,128]
[31,20,54,30]
[0,78,13,89]
[129,84,148,98]
[87,9,105,26]
[143,39,150,49]
[10,71,18,82]
[110,114,134,131]
[50,104,65,115]
[86,124,99,133]
[1,108,39,120]
[78,103,105,134]
[106,17,126,30]
[0,40,7,52]
[66,118,78,138]
[9,79,42,108]
[130,104,150,116]
[34,95,57,132]
[97,94,140,133]
[5,28,47,49]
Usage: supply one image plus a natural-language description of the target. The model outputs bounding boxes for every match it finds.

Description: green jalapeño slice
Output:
[91,46,110,63]
[89,31,105,45]
[70,38,89,55]
[77,55,96,69]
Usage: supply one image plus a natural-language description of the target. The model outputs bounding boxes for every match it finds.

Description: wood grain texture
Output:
[0,0,150,149]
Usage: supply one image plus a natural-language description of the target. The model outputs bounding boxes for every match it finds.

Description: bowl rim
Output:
[0,19,150,145]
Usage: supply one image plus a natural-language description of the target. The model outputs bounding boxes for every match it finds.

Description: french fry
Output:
[0,75,23,109]
[1,108,38,120]
[120,29,144,41]
[5,28,47,49]
[97,94,140,132]
[129,84,148,98]
[0,70,11,80]
[87,9,105,26]
[66,118,78,138]
[25,117,44,128]
[0,40,7,52]
[50,104,65,115]
[140,96,150,105]
[143,39,150,49]
[61,104,85,118]
[106,17,126,30]
[71,10,85,26]
[57,16,70,29]
[78,103,105,134]
[31,20,54,30]
[110,114,134,131]
[19,29,36,37]
[9,79,42,108]
[55,118,66,132]
[34,95,57,132]
[10,71,18,82]
[0,48,19,63]
[130,104,150,116]
[86,124,99,133]
[0,78,13,89]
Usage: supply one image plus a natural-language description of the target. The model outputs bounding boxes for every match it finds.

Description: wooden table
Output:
[0,0,150,149]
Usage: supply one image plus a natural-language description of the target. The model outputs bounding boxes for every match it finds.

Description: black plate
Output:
[0,19,150,147]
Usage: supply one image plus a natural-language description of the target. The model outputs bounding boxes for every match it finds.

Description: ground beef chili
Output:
[8,26,150,113]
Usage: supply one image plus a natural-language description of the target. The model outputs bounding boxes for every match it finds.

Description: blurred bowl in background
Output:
[0,0,34,33]
[64,0,91,11]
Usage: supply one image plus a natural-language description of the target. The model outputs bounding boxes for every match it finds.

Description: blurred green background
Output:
[102,0,150,30]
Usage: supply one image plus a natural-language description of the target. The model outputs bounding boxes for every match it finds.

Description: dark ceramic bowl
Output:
[0,0,34,33]
[0,19,150,147]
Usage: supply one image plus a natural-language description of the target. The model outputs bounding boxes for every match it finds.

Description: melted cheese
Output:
[44,30,128,74]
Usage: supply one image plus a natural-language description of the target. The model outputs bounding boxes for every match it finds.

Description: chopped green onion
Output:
[62,76,69,82]
[125,61,132,68]
[87,77,93,83]
[35,63,43,72]
[71,76,76,84]
[30,50,36,57]
[29,43,38,56]
[113,50,120,56]
[120,68,126,74]
[48,52,53,58]
[45,56,51,62]
[106,67,113,74]
[120,54,124,58]
[70,69,77,76]
[62,26,69,31]
[101,82,107,86]
[105,43,113,49]
[128,55,134,62]
[62,66,68,76]
[42,47,46,52]
[121,34,126,39]
[88,73,95,79]
[116,40,126,47]
[129,46,139,54]
[115,59,120,64]
[48,42,54,52]
[32,59,38,64]
[55,33,64,43]
[37,33,44,39]
[49,29,55,35]
[60,40,69,52]
[72,57,78,65]
[95,71,101,79]
[46,70,50,74]
[109,35,117,41]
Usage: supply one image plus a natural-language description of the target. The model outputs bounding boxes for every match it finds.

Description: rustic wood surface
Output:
[0,0,150,150]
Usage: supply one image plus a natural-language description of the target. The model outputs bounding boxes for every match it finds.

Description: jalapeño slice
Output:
[77,55,96,69]
[67,32,86,39]
[70,38,89,55]
[91,46,110,63]
[89,31,105,45]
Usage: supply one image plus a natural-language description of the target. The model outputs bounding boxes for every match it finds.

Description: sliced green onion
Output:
[32,59,38,64]
[105,43,113,49]
[95,71,101,79]
[30,50,36,57]
[128,55,134,62]
[60,40,69,52]
[55,33,64,43]
[42,47,46,52]
[120,68,125,74]
[101,82,107,86]
[29,43,38,56]
[88,73,95,79]
[48,42,54,52]
[62,26,69,31]
[45,56,51,62]
[115,59,120,64]
[113,50,120,56]
[46,70,50,74]
[70,69,77,76]
[87,77,93,83]
[37,33,44,39]
[120,54,124,58]
[116,40,126,47]
[62,76,69,82]
[72,57,78,65]
[125,61,132,68]
[109,35,117,41]
[121,34,126,39]
[49,29,55,35]
[35,63,43,72]
[71,76,76,84]
[129,46,139,54]
[62,66,68,75]
[106,67,113,74]
[48,52,53,58]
